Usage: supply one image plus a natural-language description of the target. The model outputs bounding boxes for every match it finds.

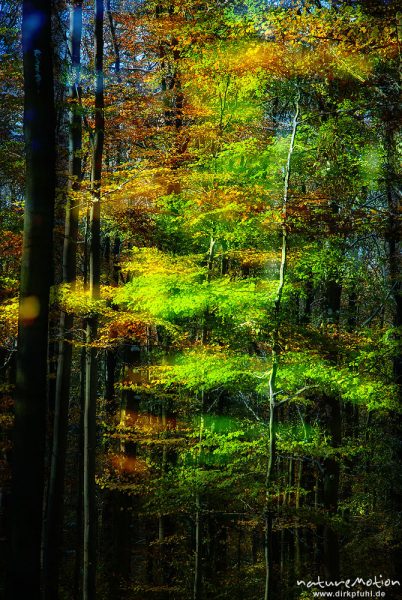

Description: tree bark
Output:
[43,3,83,597]
[193,410,204,600]
[264,98,299,600]
[83,0,104,597]
[10,0,56,597]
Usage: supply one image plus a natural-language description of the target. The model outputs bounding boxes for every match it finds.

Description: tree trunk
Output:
[193,491,202,600]
[103,0,120,423]
[10,0,56,596]
[106,0,120,76]
[104,347,117,417]
[193,411,204,600]
[83,0,104,597]
[43,3,83,597]
[264,98,299,600]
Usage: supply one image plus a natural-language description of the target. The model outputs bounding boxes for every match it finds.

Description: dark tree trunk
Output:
[325,280,342,325]
[103,3,120,421]
[9,0,56,597]
[385,124,402,384]
[106,0,120,76]
[300,276,314,324]
[83,0,104,597]
[73,346,87,600]
[322,395,341,513]
[319,235,343,581]
[105,347,118,417]
[347,288,358,332]
[193,492,202,600]
[43,3,83,597]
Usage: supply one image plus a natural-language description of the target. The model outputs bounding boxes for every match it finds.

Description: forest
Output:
[0,0,401,599]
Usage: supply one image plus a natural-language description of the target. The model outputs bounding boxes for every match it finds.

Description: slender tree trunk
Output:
[84,321,98,600]
[264,513,274,600]
[325,280,342,324]
[10,1,56,597]
[264,98,299,600]
[106,0,120,75]
[322,396,341,512]
[193,492,202,600]
[321,396,341,580]
[104,348,117,417]
[103,1,120,426]
[104,1,120,420]
[193,411,204,600]
[193,240,215,596]
[319,247,343,580]
[300,276,314,325]
[201,235,215,343]
[43,3,83,597]
[83,0,104,597]
[73,346,86,600]
[295,460,302,510]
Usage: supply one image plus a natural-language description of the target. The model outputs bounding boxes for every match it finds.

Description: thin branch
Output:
[237,392,263,423]
[296,405,308,441]
[276,385,319,407]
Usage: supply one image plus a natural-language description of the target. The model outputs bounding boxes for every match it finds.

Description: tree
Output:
[83,0,104,597]
[43,2,83,597]
[9,0,56,597]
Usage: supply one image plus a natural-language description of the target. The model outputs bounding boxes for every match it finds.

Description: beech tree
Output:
[83,0,104,597]
[43,2,83,598]
[9,0,56,597]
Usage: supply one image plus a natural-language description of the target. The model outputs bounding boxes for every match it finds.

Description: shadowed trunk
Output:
[83,0,104,597]
[43,3,83,597]
[10,0,56,597]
